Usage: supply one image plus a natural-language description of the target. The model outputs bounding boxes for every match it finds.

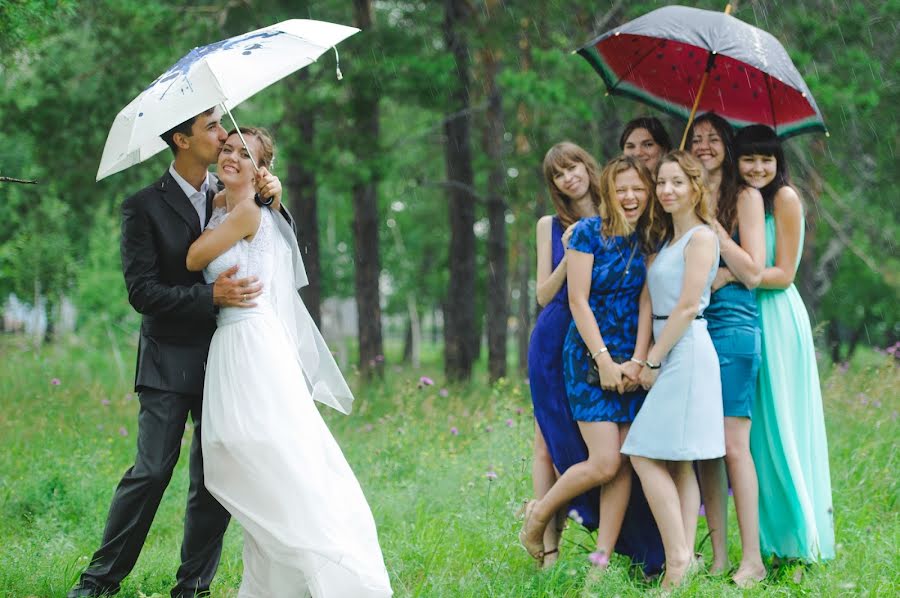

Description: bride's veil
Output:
[269,210,354,414]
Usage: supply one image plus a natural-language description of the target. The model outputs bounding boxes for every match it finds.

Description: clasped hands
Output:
[595,355,643,393]
[596,355,661,392]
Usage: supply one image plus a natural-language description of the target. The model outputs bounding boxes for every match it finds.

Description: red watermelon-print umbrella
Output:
[576,4,826,147]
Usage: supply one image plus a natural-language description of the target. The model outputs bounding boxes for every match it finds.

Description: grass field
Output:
[0,331,897,597]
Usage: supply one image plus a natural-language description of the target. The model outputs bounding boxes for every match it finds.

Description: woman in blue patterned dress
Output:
[522,154,663,573]
[689,113,767,585]
[526,141,600,568]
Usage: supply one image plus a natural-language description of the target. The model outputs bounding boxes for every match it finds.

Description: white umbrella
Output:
[96,19,359,181]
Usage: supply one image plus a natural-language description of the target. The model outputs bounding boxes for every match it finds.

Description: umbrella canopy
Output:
[576,5,826,141]
[97,19,358,181]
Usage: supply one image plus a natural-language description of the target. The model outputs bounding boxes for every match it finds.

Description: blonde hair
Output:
[653,151,715,245]
[598,155,664,252]
[541,142,603,229]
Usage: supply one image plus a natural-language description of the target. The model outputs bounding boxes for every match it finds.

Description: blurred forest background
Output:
[1,0,897,382]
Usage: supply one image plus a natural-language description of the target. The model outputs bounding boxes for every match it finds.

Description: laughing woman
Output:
[522,155,663,575]
[734,125,835,563]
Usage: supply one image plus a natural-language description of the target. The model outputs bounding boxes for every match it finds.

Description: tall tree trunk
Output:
[442,0,477,381]
[481,46,508,382]
[352,0,384,378]
[286,70,322,327]
[516,242,531,373]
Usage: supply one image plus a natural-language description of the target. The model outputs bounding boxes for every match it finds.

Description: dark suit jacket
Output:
[121,170,218,395]
[121,170,299,396]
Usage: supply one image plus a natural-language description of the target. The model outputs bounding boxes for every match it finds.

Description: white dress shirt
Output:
[169,163,211,230]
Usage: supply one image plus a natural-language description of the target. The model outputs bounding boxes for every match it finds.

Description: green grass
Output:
[0,332,897,597]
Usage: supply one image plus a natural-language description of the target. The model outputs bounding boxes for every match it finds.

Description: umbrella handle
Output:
[220,102,261,174]
[679,2,734,149]
[679,59,713,150]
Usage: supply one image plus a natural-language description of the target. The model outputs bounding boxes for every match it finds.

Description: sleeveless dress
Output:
[621,226,724,461]
[527,217,599,528]
[532,216,663,571]
[562,216,647,422]
[750,213,835,561]
[202,207,392,597]
[706,230,761,418]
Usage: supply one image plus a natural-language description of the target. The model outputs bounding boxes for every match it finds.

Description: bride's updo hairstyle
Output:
[228,126,275,170]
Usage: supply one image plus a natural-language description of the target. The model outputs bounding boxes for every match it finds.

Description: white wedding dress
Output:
[201,206,392,597]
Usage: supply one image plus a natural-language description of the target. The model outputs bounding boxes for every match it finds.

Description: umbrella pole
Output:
[678,3,734,149]
[219,103,261,173]
[679,64,712,150]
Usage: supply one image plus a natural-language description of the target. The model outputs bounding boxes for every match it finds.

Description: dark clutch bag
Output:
[585,354,629,386]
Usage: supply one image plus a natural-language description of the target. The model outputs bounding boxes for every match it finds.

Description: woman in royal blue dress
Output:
[526,141,600,568]
[522,152,663,575]
[689,113,767,585]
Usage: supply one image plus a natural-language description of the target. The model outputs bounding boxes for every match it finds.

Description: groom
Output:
[68,108,285,598]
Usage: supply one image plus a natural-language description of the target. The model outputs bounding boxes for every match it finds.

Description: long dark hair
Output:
[734,125,792,214]
[688,112,744,234]
[618,116,673,153]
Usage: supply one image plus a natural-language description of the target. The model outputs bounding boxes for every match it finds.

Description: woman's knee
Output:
[587,452,622,483]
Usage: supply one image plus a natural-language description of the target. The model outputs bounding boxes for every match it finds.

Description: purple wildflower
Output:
[505,418,514,427]
[101,399,111,406]
[486,470,498,480]
[515,407,524,415]
[588,551,609,567]
[439,388,449,397]
[50,378,61,386]
[364,423,374,432]
[485,425,493,433]
[118,427,128,437]
[450,426,459,436]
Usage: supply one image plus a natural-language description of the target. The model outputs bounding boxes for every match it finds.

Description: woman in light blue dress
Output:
[735,125,835,563]
[621,151,723,591]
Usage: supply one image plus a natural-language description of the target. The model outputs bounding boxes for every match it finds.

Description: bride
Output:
[186,127,392,597]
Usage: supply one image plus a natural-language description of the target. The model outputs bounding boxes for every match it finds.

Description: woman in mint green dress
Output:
[734,125,835,562]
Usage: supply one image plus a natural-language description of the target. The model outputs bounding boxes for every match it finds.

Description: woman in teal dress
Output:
[689,113,767,584]
[734,125,835,562]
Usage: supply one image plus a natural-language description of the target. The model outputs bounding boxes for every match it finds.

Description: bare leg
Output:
[698,457,730,573]
[532,422,561,567]
[595,424,633,559]
[724,417,766,586]
[523,421,622,549]
[672,461,701,556]
[630,456,692,589]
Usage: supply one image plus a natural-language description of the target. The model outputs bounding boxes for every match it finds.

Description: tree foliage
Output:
[0,0,895,358]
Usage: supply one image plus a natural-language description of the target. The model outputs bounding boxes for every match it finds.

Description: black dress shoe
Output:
[66,580,119,597]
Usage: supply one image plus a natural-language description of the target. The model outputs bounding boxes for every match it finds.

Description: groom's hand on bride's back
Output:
[213,264,262,308]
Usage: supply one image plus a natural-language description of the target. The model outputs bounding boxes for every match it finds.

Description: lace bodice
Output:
[204,206,278,323]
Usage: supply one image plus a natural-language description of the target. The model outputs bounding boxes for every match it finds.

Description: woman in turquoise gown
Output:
[734,125,835,562]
